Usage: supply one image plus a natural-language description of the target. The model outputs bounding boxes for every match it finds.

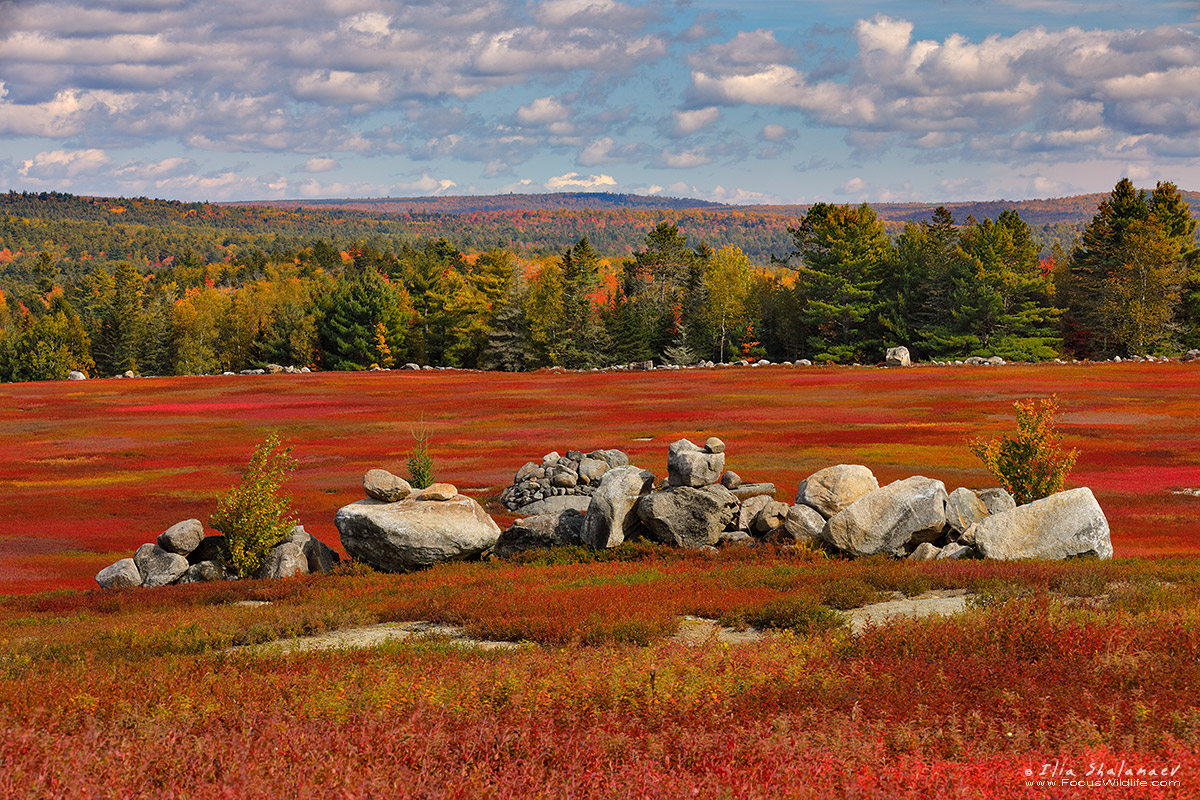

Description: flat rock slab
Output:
[845,590,971,633]
[671,616,766,645]
[236,621,527,655]
[514,495,592,516]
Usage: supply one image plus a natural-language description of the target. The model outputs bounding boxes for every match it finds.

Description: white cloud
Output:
[761,124,789,142]
[19,148,111,180]
[545,171,617,189]
[836,177,868,195]
[302,157,340,173]
[658,147,713,168]
[671,107,720,136]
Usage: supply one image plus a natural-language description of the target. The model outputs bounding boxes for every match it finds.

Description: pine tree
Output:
[482,269,530,372]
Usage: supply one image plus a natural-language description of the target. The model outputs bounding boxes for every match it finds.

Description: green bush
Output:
[210,433,298,578]
[968,395,1079,505]
[407,420,435,489]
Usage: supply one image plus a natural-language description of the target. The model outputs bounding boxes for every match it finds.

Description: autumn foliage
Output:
[969,395,1079,505]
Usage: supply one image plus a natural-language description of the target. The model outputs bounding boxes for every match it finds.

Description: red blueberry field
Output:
[4,364,1200,799]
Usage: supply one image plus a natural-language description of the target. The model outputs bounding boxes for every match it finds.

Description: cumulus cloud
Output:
[545,171,617,189]
[20,148,112,181]
[301,157,340,173]
[657,147,713,168]
[689,15,1200,162]
[670,107,720,137]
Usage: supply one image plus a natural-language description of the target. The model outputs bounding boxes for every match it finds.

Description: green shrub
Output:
[968,395,1078,505]
[407,420,435,489]
[210,433,298,578]
[737,593,847,635]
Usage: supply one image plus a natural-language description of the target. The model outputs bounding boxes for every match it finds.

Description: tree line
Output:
[0,179,1196,382]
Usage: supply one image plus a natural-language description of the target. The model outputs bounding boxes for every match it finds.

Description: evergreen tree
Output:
[558,238,607,368]
[95,261,144,375]
[317,266,413,371]
[482,269,530,372]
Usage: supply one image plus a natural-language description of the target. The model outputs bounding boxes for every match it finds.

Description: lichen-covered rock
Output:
[494,510,585,557]
[886,346,912,367]
[363,469,412,502]
[178,560,235,583]
[752,500,790,535]
[704,437,726,454]
[96,558,141,589]
[666,439,725,488]
[977,487,1017,515]
[936,542,973,560]
[157,519,205,556]
[908,542,941,561]
[255,541,309,579]
[720,470,742,490]
[945,488,988,535]
[730,483,776,501]
[577,457,609,485]
[336,495,501,571]
[973,488,1112,560]
[133,543,189,587]
[825,476,948,557]
[796,464,879,519]
[637,485,739,548]
[285,526,341,573]
[515,496,592,516]
[582,466,656,548]
[782,503,826,543]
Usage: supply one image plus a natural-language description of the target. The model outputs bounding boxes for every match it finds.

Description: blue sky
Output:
[1,0,1198,204]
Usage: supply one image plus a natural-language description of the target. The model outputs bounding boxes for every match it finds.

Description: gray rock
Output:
[908,542,941,561]
[936,542,973,560]
[542,451,561,465]
[945,488,988,535]
[68,370,87,381]
[96,558,141,589]
[285,526,341,573]
[705,437,726,454]
[255,541,310,579]
[720,470,742,489]
[178,560,235,583]
[494,510,586,557]
[666,438,725,488]
[978,487,1017,515]
[336,495,502,571]
[796,464,879,518]
[738,495,772,531]
[363,469,412,502]
[886,346,912,367]
[782,503,826,543]
[577,457,609,484]
[753,500,790,534]
[515,495,592,516]
[416,483,458,501]
[587,449,630,468]
[515,461,540,482]
[581,466,656,548]
[974,488,1112,560]
[731,483,776,501]
[157,519,205,556]
[717,529,754,546]
[551,468,578,489]
[637,485,739,548]
[133,543,190,587]
[959,524,978,547]
[825,476,949,557]
[188,535,227,566]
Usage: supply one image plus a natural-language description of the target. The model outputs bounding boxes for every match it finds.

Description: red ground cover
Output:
[2,363,1198,593]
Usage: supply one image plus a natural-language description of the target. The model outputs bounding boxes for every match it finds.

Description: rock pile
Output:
[499,449,636,513]
[336,470,501,571]
[95,519,340,588]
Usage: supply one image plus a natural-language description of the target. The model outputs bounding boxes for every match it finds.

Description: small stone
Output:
[364,469,412,502]
[753,500,790,534]
[908,542,941,561]
[704,437,726,454]
[417,483,458,501]
[782,504,826,543]
[68,370,87,381]
[720,471,742,489]
[936,542,973,560]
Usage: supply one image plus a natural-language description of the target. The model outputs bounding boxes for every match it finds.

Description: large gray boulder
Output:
[582,466,656,548]
[256,541,309,579]
[781,503,826,543]
[336,495,501,571]
[825,476,949,557]
[158,519,204,555]
[188,535,226,565]
[666,439,725,488]
[96,558,141,589]
[587,449,630,468]
[737,495,772,531]
[886,346,912,367]
[178,560,235,583]
[363,469,412,502]
[494,510,586,557]
[945,488,988,535]
[285,526,341,573]
[796,464,879,519]
[973,488,1112,560]
[637,485,739,548]
[753,500,790,535]
[978,487,1017,515]
[133,543,190,587]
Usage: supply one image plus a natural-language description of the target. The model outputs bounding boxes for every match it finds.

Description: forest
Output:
[0,178,1196,382]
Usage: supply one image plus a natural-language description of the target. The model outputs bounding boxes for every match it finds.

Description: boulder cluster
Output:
[95,519,340,588]
[499,449,635,512]
[498,450,1112,563]
[335,472,501,571]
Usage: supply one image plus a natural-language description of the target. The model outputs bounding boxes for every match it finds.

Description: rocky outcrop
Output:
[255,541,309,579]
[134,543,190,588]
[637,485,739,548]
[363,469,412,502]
[973,488,1112,560]
[581,466,656,548]
[825,476,948,557]
[494,510,586,557]
[158,519,204,556]
[96,558,141,589]
[336,494,501,571]
[666,439,725,488]
[945,488,988,535]
[499,448,636,512]
[796,464,879,519]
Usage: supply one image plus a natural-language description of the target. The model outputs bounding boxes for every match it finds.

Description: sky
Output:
[1,0,1199,205]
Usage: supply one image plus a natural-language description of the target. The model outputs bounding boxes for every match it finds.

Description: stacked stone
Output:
[95,518,340,589]
[499,449,632,511]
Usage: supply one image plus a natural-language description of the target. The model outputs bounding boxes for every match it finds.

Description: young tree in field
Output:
[2,290,94,381]
[970,395,1078,505]
[784,203,889,363]
[210,433,298,578]
[1100,218,1187,355]
[705,246,753,362]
